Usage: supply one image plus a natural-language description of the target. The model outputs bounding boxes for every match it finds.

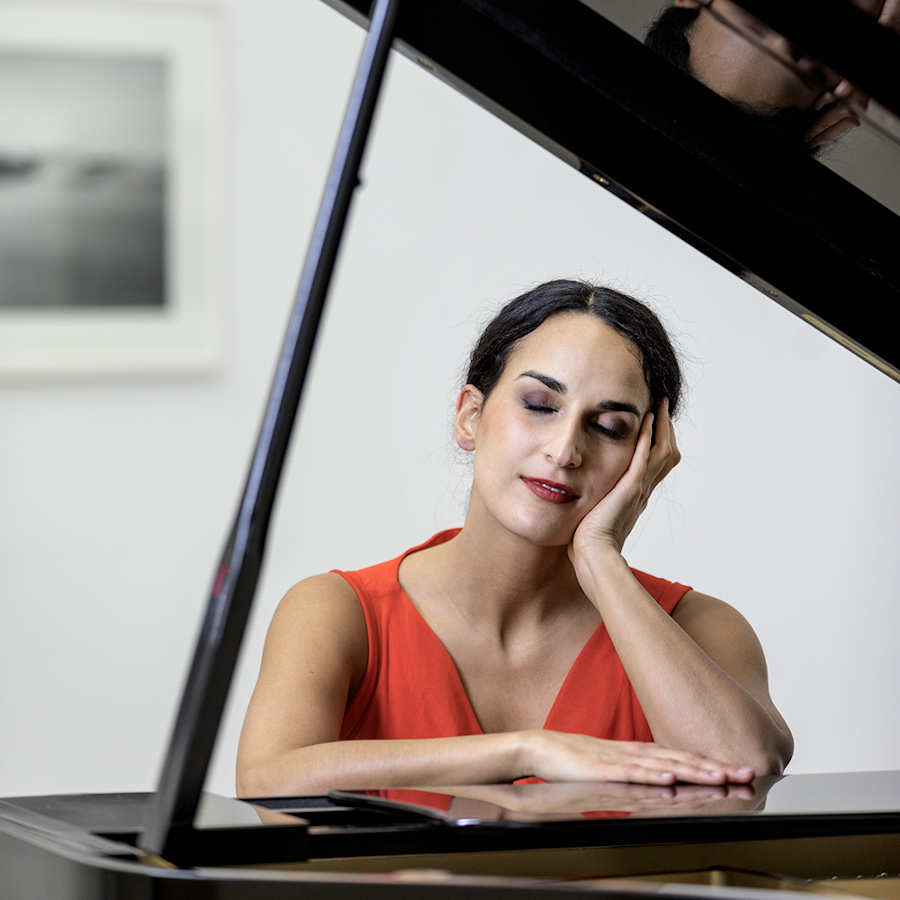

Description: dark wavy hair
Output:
[645,5,700,74]
[465,280,682,417]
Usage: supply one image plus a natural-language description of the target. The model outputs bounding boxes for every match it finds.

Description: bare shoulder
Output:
[672,590,770,670]
[272,573,366,635]
[672,590,755,633]
[672,590,770,685]
[262,573,369,687]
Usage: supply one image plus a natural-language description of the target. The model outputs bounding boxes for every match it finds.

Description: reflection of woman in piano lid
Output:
[236,279,793,797]
[646,0,899,150]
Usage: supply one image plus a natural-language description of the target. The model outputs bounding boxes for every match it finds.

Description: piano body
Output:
[2,0,900,896]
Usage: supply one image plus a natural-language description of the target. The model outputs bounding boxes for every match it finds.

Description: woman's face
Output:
[456,313,653,547]
[678,0,827,115]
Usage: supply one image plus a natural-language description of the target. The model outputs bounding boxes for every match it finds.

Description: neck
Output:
[428,507,587,633]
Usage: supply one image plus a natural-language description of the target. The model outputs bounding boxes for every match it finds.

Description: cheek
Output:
[591,443,638,491]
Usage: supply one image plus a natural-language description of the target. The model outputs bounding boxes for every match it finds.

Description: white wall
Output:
[1,0,899,801]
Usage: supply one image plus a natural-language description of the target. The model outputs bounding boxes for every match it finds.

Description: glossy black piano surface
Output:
[3,771,900,898]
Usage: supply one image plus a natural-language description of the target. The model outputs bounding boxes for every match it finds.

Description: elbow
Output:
[237,751,333,798]
[742,727,794,777]
[747,748,788,777]
[236,763,278,799]
[235,768,258,799]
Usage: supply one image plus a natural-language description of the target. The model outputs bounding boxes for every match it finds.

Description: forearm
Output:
[236,728,749,798]
[576,552,792,774]
[237,732,528,797]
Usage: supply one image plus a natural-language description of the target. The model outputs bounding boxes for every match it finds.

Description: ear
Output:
[455,385,484,452]
[673,0,701,7]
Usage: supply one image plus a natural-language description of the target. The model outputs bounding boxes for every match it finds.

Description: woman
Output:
[237,280,793,797]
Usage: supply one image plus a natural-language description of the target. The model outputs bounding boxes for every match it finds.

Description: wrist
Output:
[571,540,631,581]
[511,729,542,780]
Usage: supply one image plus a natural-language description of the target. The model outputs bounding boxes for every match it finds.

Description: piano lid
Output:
[323,0,900,381]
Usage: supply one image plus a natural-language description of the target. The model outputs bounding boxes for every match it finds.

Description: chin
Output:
[506,514,579,549]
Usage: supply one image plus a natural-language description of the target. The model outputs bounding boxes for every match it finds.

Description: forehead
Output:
[503,313,651,405]
[688,4,818,113]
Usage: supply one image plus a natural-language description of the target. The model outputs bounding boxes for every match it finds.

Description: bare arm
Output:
[236,573,755,797]
[576,560,792,775]
[569,403,793,775]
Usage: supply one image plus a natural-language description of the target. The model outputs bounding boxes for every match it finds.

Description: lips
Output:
[521,477,580,504]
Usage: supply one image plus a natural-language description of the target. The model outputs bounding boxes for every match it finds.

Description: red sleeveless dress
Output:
[334,529,690,745]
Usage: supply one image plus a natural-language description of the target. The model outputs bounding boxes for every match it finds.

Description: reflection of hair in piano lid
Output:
[644,3,699,73]
[644,4,826,155]
[465,279,683,416]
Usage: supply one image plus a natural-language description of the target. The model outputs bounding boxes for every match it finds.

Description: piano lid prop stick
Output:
[140,0,404,861]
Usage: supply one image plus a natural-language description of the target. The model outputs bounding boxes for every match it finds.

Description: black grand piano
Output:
[3,0,900,896]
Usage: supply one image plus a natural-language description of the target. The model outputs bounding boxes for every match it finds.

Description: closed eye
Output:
[524,400,556,414]
[590,421,625,440]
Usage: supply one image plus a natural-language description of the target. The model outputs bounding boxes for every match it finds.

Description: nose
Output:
[544,419,582,468]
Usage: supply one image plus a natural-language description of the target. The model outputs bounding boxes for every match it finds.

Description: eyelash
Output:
[523,401,625,441]
[590,422,625,441]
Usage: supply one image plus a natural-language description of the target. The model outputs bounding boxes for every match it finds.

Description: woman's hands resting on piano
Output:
[235,573,767,798]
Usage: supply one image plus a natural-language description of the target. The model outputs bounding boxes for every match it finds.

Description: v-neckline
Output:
[393,545,607,735]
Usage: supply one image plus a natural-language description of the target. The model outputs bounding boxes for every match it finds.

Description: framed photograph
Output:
[0,0,227,377]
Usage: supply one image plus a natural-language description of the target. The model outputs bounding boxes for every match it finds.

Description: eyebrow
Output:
[518,370,566,394]
[517,370,642,418]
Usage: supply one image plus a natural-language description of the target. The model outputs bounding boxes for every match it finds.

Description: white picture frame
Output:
[0,0,227,377]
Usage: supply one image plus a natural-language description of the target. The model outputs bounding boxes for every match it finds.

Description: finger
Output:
[621,409,655,489]
[850,0,884,16]
[636,408,655,463]
[806,105,860,147]
[833,79,868,102]
[596,761,724,787]
[878,0,900,30]
[626,742,756,783]
[807,114,859,147]
[646,399,680,493]
[814,90,834,111]
[832,80,870,114]
[594,748,749,787]
[724,784,757,800]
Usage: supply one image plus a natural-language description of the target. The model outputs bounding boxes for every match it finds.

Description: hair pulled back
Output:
[644,5,700,73]
[465,279,682,417]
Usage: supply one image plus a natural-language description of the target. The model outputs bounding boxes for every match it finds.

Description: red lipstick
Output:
[521,477,580,504]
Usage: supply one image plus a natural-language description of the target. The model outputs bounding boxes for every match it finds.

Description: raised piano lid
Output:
[133,0,900,869]
[325,0,900,381]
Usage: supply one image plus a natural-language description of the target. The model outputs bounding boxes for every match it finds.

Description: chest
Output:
[426,612,601,734]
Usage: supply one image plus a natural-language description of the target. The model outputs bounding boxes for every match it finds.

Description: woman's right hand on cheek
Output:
[569,398,680,562]
[521,730,754,787]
